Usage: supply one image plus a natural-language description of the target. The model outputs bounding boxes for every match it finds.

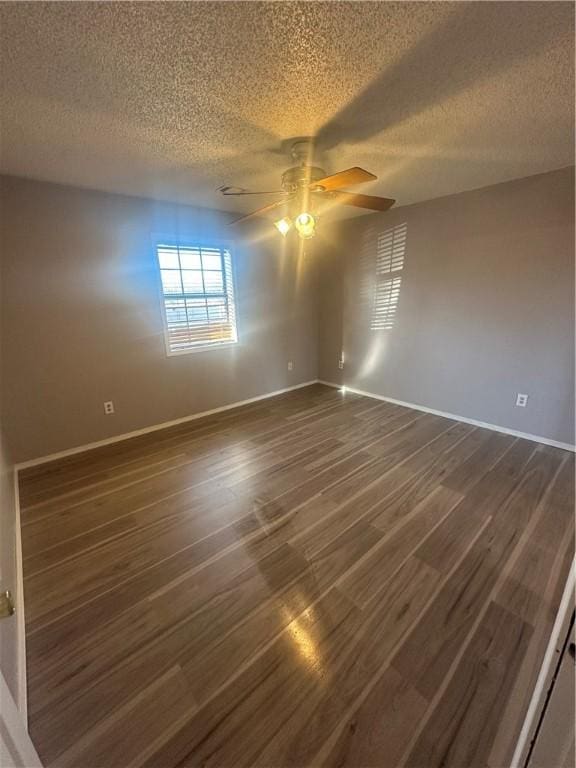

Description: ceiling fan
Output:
[219,139,395,239]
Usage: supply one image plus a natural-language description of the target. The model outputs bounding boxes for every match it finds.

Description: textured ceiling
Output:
[0,1,574,219]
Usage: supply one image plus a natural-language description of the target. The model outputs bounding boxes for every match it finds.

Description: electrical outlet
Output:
[104,401,115,415]
[287,361,293,371]
[515,393,528,408]
[338,359,344,370]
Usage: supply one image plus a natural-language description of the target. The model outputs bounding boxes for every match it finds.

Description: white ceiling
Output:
[0,1,574,219]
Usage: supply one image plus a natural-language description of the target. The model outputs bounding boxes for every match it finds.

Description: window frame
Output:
[153,236,240,357]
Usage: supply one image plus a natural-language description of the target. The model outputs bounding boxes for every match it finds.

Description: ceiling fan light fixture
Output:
[294,212,316,239]
[274,217,293,236]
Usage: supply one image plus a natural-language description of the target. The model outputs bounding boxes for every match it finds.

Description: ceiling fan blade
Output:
[219,186,287,196]
[228,198,291,225]
[324,191,395,212]
[311,167,377,192]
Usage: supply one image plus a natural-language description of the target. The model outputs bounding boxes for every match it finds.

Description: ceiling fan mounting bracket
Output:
[286,137,316,166]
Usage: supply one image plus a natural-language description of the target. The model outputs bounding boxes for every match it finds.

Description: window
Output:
[371,222,406,331]
[156,242,238,354]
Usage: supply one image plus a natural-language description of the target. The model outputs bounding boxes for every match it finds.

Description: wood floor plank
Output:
[22,452,193,514]
[337,486,463,607]
[29,504,377,756]
[486,454,575,767]
[144,588,363,768]
[367,424,488,533]
[24,491,249,625]
[22,421,309,518]
[22,433,342,557]
[404,602,532,768]
[251,561,441,768]
[391,442,560,701]
[440,429,515,492]
[27,597,166,711]
[178,524,384,706]
[28,496,366,722]
[28,619,182,763]
[320,666,428,768]
[23,427,348,574]
[26,462,371,665]
[20,401,281,501]
[25,515,274,691]
[309,516,494,768]
[292,422,474,560]
[362,413,450,461]
[21,384,338,502]
[19,385,574,768]
[52,665,197,768]
[146,558,442,768]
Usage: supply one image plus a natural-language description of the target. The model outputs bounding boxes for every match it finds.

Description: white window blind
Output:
[371,223,406,331]
[156,243,238,354]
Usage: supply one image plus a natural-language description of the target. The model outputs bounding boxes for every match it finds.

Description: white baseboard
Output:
[317,380,575,452]
[15,380,320,470]
[21,377,572,470]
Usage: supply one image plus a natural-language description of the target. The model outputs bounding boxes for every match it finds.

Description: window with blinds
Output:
[156,242,238,354]
[371,222,406,331]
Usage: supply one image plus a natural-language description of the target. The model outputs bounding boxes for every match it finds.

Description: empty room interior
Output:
[1,2,575,767]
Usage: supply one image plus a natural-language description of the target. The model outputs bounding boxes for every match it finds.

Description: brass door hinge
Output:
[0,590,15,618]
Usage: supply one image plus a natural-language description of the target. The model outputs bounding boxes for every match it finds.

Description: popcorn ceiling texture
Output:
[0,1,574,218]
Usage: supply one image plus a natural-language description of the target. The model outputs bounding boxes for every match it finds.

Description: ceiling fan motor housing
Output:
[281,165,326,194]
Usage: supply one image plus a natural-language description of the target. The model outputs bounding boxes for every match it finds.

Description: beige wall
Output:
[0,176,318,462]
[319,167,575,446]
[1,167,574,462]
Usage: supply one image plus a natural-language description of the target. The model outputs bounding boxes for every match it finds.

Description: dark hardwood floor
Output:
[19,383,574,767]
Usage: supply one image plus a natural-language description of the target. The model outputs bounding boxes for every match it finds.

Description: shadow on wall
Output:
[346,221,408,383]
[370,222,407,331]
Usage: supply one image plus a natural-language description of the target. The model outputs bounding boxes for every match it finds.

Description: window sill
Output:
[166,340,239,357]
